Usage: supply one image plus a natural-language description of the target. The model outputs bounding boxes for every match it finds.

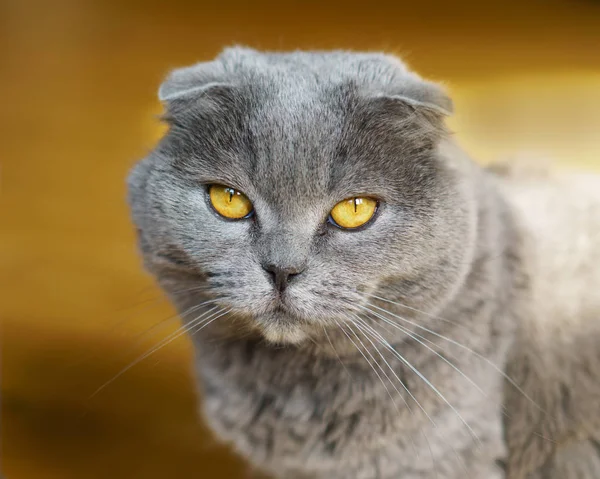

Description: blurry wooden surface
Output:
[1,0,599,477]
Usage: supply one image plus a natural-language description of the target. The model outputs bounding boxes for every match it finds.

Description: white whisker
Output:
[361,291,469,330]
[349,313,481,445]
[132,299,219,344]
[348,316,413,411]
[350,316,435,426]
[333,319,401,413]
[359,305,486,397]
[364,300,545,414]
[345,318,421,458]
[322,326,352,380]
[136,304,220,356]
[89,305,223,399]
[351,315,463,470]
[188,307,232,337]
[363,305,517,423]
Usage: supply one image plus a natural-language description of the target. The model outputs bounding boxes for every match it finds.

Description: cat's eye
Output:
[208,185,254,220]
[329,197,378,230]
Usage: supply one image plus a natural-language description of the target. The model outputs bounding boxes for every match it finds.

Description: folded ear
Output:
[391,76,453,116]
[158,60,231,101]
[378,74,453,117]
[363,73,454,143]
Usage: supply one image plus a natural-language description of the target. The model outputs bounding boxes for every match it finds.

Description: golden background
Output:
[1,0,599,477]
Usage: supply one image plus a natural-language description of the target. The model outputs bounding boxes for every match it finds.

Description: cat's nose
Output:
[262,264,305,292]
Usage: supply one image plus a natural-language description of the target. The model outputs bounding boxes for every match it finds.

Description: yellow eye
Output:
[209,185,254,219]
[329,197,378,229]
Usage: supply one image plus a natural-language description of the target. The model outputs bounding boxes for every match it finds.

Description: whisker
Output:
[347,318,412,412]
[360,291,469,330]
[116,281,209,310]
[344,318,421,459]
[89,305,222,399]
[364,301,546,415]
[363,305,519,424]
[452,444,474,479]
[59,300,216,381]
[349,316,434,426]
[133,304,220,358]
[109,284,213,326]
[333,319,401,413]
[349,314,481,446]
[362,301,557,448]
[187,307,232,337]
[355,317,483,476]
[354,319,477,476]
[359,305,486,397]
[322,326,352,380]
[424,428,440,479]
[131,299,220,345]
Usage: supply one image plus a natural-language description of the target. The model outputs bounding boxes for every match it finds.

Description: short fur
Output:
[128,47,600,478]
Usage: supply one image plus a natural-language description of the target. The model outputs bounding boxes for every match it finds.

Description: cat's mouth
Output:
[265,291,303,316]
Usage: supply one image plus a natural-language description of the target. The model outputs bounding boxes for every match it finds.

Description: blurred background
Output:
[1,0,599,477]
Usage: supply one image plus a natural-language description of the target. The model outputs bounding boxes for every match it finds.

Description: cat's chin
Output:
[255,311,310,345]
[261,324,308,345]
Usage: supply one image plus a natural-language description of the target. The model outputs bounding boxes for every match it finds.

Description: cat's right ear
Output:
[157,61,231,102]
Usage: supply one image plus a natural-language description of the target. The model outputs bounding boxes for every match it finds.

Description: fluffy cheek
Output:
[210,264,273,312]
[325,227,404,285]
[188,240,273,312]
[317,212,466,315]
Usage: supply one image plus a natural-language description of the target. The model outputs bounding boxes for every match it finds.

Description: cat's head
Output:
[128,47,477,345]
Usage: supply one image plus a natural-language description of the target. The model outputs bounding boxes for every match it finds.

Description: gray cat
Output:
[127,47,600,478]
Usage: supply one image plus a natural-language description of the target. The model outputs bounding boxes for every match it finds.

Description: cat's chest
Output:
[194,345,409,475]
[191,337,506,478]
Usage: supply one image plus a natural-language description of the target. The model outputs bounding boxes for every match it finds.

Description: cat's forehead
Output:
[230,82,408,210]
[245,82,351,198]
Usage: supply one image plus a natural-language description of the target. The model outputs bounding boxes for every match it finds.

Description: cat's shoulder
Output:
[488,156,600,478]
[491,155,600,336]
[489,156,600,305]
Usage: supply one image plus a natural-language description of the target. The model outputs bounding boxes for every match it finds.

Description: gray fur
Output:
[127,47,600,478]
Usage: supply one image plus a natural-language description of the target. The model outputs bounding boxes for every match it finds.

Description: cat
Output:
[127,47,600,478]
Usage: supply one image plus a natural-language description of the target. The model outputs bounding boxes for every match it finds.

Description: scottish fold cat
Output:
[128,47,600,478]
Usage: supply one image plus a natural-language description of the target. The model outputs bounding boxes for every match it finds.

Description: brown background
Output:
[1,0,600,477]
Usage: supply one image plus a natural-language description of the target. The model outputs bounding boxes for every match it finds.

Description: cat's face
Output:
[128,48,476,344]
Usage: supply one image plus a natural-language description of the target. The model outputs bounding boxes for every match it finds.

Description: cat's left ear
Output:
[157,60,230,102]
[370,75,453,138]
[381,75,453,117]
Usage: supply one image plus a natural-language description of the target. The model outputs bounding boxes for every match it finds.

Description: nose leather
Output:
[262,264,305,292]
